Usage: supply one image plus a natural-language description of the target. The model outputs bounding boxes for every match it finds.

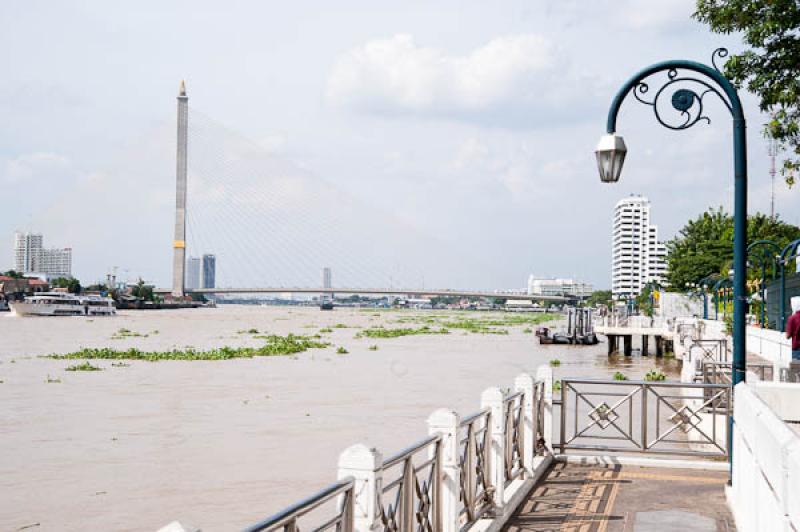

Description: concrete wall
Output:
[657,292,704,319]
[729,382,800,532]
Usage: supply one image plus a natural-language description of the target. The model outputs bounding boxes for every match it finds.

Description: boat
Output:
[9,292,116,317]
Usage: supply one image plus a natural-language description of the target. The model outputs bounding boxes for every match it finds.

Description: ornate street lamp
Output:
[597,48,749,389]
[779,238,800,330]
[746,240,782,329]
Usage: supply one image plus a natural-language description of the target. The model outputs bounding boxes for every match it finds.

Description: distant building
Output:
[186,256,201,290]
[322,267,332,289]
[13,232,72,279]
[201,254,216,289]
[527,276,593,298]
[612,196,667,300]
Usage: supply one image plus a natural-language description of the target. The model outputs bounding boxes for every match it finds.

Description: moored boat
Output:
[10,292,116,317]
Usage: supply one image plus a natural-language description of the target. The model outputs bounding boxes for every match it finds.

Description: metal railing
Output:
[503,391,525,486]
[380,435,442,532]
[242,477,355,532]
[676,322,698,344]
[558,378,731,458]
[702,360,773,385]
[458,409,493,524]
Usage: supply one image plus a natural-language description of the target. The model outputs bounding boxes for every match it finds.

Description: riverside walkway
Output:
[504,462,733,532]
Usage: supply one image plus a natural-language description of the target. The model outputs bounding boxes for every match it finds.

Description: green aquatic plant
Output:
[522,328,533,334]
[357,326,450,339]
[47,334,330,362]
[336,347,349,354]
[644,370,666,382]
[319,327,333,333]
[66,361,103,372]
[613,371,628,381]
[549,359,561,367]
[46,374,61,383]
[368,345,379,351]
[552,380,562,393]
[111,328,146,339]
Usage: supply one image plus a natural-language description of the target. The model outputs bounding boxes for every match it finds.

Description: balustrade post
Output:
[427,409,460,532]
[514,373,535,476]
[338,444,383,532]
[480,387,505,510]
[536,366,554,453]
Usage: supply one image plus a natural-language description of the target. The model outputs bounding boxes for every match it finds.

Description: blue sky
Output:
[1,1,796,290]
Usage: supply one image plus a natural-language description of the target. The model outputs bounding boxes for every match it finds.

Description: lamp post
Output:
[596,48,748,388]
[698,274,720,320]
[779,238,800,330]
[746,240,782,329]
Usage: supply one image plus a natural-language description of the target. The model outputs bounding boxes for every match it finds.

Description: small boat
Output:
[320,301,334,311]
[10,292,116,317]
[535,327,554,344]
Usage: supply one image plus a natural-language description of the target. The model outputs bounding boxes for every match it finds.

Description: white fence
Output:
[729,382,800,532]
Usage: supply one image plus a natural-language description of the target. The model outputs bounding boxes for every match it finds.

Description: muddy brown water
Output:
[0,306,675,531]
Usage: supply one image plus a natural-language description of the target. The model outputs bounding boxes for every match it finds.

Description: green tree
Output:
[130,278,154,301]
[50,277,82,294]
[586,290,613,309]
[1,270,24,279]
[694,0,800,184]
[666,207,800,288]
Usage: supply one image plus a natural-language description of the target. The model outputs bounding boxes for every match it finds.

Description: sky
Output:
[1,0,797,290]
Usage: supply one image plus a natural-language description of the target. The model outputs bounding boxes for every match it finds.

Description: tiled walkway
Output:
[503,462,734,532]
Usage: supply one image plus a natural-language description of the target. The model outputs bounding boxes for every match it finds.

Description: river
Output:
[0,305,674,531]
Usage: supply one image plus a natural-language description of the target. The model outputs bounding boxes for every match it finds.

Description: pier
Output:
[596,315,673,357]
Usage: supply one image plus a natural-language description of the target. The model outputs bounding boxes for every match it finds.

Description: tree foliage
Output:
[694,0,800,184]
[130,278,154,301]
[50,277,82,294]
[586,290,613,309]
[666,207,800,288]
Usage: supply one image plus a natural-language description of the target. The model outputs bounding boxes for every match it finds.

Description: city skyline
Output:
[0,2,797,290]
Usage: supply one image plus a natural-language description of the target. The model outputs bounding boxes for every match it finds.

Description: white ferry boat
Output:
[9,292,116,317]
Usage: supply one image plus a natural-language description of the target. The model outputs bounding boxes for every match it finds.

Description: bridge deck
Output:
[503,462,734,532]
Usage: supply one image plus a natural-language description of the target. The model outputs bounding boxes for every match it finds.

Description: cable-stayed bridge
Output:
[157,83,567,303]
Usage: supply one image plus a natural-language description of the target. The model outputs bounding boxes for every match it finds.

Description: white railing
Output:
[239,369,554,532]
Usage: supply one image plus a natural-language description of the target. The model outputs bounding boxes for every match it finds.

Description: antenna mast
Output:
[768,139,778,220]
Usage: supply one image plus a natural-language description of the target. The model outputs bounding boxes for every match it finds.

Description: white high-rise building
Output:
[186,256,201,290]
[322,267,332,289]
[13,232,72,278]
[612,196,667,299]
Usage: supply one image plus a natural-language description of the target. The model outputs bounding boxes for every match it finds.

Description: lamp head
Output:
[595,133,627,183]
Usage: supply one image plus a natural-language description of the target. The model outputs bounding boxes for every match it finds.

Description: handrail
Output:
[459,408,490,427]
[242,476,355,532]
[382,434,441,469]
[559,376,730,389]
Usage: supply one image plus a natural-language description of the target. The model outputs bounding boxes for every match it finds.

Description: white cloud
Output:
[326,34,596,125]
[2,152,71,184]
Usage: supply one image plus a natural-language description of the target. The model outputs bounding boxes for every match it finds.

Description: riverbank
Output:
[0,306,675,531]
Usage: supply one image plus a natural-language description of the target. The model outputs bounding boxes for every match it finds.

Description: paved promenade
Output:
[503,462,734,532]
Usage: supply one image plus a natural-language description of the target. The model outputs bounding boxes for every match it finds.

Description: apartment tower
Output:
[611,196,667,299]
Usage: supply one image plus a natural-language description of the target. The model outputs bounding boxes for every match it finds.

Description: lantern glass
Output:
[595,134,627,183]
